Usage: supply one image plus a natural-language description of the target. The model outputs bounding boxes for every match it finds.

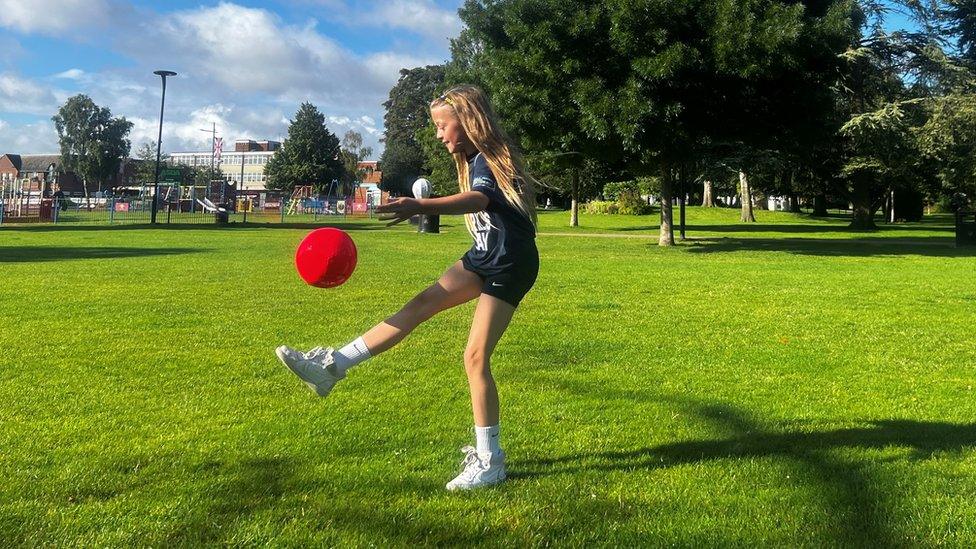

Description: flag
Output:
[213,137,223,164]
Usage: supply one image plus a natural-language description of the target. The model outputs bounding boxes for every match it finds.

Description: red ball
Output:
[294,228,357,288]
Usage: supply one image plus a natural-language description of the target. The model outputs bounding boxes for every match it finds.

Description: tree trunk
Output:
[849,178,877,230]
[755,191,769,211]
[789,194,801,213]
[678,163,686,240]
[659,166,675,246]
[813,193,828,216]
[782,170,800,213]
[739,170,756,222]
[889,188,895,223]
[570,169,579,227]
[702,180,714,207]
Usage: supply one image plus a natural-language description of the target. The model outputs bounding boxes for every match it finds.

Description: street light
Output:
[151,70,177,224]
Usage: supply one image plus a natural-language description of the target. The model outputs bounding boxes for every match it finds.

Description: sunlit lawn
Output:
[1,207,973,546]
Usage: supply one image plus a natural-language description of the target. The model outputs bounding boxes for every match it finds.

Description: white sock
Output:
[475,424,501,456]
[333,337,371,371]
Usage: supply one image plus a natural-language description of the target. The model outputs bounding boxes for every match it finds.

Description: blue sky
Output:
[0,0,465,156]
[0,1,922,157]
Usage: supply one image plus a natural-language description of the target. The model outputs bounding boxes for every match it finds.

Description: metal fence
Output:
[0,196,375,226]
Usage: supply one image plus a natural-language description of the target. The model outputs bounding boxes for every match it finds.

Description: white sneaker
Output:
[445,446,507,491]
[275,345,345,397]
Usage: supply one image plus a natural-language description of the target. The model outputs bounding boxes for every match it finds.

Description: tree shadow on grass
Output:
[512,381,976,545]
[160,457,496,546]
[614,223,954,234]
[517,417,976,545]
[0,246,205,263]
[675,223,955,235]
[162,457,296,545]
[681,236,973,257]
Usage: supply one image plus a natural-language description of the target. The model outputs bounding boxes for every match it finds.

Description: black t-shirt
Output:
[464,152,537,274]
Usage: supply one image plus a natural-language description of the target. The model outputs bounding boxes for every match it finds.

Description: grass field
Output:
[2,207,975,546]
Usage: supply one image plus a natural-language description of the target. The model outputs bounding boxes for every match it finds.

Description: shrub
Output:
[618,190,653,215]
[584,200,619,214]
[602,181,636,202]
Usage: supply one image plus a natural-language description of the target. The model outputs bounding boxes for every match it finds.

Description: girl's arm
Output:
[377,191,488,226]
[419,192,489,215]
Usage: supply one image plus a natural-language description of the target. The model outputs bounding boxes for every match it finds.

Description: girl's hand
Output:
[376,197,422,226]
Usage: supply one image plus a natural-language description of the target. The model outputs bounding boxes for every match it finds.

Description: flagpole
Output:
[209,123,215,190]
[200,123,218,203]
[217,137,225,203]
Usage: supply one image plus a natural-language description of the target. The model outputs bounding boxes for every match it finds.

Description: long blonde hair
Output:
[430,85,538,238]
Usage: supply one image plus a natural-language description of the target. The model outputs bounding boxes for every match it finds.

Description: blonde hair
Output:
[430,85,538,238]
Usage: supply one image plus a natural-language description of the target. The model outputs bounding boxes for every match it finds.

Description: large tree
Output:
[416,124,459,197]
[458,0,856,241]
[265,102,343,194]
[51,94,133,196]
[917,82,976,207]
[824,1,964,227]
[458,1,626,227]
[919,1,976,206]
[947,0,976,61]
[379,65,446,194]
[598,0,857,243]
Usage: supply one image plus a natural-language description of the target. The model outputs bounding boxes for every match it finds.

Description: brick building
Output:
[357,160,382,185]
[0,153,143,196]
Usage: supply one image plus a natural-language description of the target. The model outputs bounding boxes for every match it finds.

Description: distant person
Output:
[52,187,66,211]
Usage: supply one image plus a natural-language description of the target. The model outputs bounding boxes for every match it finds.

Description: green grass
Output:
[2,208,975,546]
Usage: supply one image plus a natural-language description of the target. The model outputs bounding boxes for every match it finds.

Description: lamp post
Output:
[151,70,177,224]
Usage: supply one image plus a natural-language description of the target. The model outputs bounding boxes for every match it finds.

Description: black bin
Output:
[957,211,976,247]
[215,203,229,224]
[419,214,440,234]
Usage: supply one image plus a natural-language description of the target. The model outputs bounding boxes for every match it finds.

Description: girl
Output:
[275,85,539,491]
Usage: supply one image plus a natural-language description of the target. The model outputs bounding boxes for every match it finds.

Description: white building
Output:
[169,139,280,191]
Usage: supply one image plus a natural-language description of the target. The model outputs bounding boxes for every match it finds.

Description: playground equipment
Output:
[236,197,252,212]
[1,177,50,222]
[286,185,313,215]
[195,198,227,213]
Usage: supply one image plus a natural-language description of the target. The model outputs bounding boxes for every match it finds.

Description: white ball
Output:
[412,178,431,199]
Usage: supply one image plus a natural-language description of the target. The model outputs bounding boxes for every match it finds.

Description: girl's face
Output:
[432,105,472,156]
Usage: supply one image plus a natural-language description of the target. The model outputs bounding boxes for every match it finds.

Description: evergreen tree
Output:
[265,102,343,194]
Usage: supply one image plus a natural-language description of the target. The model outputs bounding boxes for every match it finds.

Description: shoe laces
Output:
[456,446,486,481]
[304,346,333,362]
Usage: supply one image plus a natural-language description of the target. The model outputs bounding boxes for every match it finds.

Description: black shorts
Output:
[461,249,539,308]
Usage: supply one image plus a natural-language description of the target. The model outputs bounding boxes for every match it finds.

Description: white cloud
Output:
[54,69,87,80]
[0,0,116,34]
[0,1,457,158]
[0,73,61,115]
[118,3,437,111]
[117,2,440,153]
[0,120,59,153]
[359,0,463,41]
[307,0,463,42]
